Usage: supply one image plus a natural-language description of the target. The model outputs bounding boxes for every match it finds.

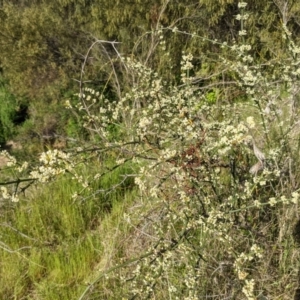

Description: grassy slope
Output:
[0,160,136,299]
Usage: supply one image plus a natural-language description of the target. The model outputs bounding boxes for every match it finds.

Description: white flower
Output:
[238,2,248,9]
[268,197,277,206]
[291,192,299,204]
[116,158,125,165]
[11,194,19,202]
[64,99,72,109]
[280,195,288,204]
[246,116,255,128]
[238,30,247,36]
[250,244,263,258]
[242,279,255,299]
[17,161,29,172]
[253,200,261,207]
[259,180,266,186]
[1,186,10,199]
[72,193,78,199]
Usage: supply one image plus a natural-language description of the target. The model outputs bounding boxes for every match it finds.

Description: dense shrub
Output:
[1,2,300,299]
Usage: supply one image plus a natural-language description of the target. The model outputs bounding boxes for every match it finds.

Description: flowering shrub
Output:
[1,2,300,299]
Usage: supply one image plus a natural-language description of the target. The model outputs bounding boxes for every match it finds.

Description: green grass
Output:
[0,159,137,299]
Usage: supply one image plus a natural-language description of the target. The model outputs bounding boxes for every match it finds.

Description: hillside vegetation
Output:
[1,1,300,299]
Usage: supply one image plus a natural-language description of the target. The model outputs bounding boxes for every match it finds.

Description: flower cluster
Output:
[3,1,300,298]
[0,186,19,202]
[234,244,263,299]
[30,150,72,183]
[0,150,17,167]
